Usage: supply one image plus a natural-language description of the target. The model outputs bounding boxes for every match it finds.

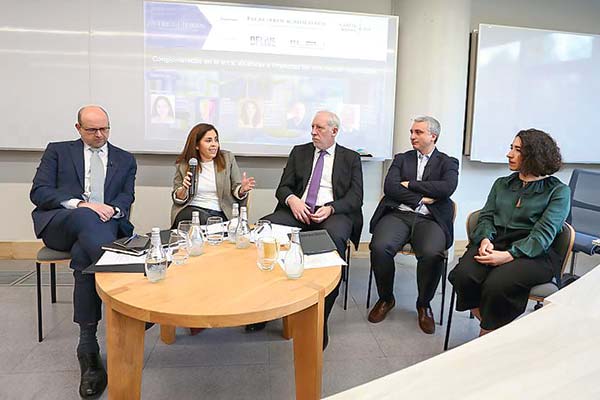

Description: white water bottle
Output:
[145,227,167,282]
[189,211,204,256]
[227,203,239,243]
[235,206,251,249]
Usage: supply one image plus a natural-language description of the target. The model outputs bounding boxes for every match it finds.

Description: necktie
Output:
[305,150,326,213]
[89,148,105,204]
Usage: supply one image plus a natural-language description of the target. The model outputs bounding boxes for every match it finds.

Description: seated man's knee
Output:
[369,237,396,259]
[66,207,102,229]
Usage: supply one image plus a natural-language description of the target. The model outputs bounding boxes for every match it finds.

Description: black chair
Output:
[366,201,457,326]
[443,210,575,350]
[566,169,600,274]
[35,246,71,342]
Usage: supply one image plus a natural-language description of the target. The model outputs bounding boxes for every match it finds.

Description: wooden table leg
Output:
[160,325,176,344]
[105,305,145,400]
[290,292,325,400]
[282,316,293,340]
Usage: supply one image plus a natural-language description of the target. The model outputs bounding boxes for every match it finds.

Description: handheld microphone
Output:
[188,158,198,197]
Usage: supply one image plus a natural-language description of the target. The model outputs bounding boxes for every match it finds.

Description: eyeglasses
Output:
[80,126,110,134]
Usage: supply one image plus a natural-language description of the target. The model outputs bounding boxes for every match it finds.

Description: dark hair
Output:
[516,129,562,176]
[176,123,225,172]
[151,95,174,118]
[240,100,262,127]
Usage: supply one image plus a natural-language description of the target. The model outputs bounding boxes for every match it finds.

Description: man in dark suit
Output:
[30,105,136,399]
[252,110,364,349]
[368,116,458,334]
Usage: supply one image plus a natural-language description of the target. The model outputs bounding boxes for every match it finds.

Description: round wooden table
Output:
[95,242,341,400]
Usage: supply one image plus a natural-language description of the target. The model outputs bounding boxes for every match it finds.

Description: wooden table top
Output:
[95,242,341,328]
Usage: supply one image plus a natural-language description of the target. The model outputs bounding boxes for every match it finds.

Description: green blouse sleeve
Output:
[471,179,500,245]
[508,184,571,258]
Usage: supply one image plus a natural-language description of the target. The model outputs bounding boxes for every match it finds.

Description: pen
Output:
[123,234,138,245]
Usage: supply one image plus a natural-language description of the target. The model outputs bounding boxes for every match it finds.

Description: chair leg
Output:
[343,265,349,310]
[36,262,43,343]
[50,263,57,304]
[366,265,373,309]
[569,251,577,275]
[439,258,447,326]
[343,244,351,310]
[443,288,456,351]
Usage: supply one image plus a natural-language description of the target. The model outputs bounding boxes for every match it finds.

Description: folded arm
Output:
[30,143,80,210]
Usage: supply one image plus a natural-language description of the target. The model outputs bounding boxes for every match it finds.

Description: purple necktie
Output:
[305,150,326,213]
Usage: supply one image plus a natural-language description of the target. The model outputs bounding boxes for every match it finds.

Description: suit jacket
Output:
[170,150,245,224]
[275,142,364,248]
[370,148,459,249]
[30,139,137,238]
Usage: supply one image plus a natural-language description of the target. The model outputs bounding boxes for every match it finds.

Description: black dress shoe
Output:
[245,322,267,332]
[77,352,107,399]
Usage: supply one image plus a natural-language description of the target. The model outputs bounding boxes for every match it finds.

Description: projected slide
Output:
[143,2,397,157]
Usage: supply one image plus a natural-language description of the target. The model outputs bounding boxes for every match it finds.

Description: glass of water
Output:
[168,230,189,265]
[206,216,224,245]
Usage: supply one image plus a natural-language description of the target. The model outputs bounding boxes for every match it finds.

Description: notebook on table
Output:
[298,230,337,255]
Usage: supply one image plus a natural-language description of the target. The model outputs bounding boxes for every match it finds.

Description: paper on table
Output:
[202,221,228,234]
[249,223,293,244]
[96,251,146,266]
[278,250,346,271]
[304,251,347,269]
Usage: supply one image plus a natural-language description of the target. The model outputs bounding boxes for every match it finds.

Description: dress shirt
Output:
[189,160,221,211]
[299,143,336,207]
[61,143,123,218]
[398,148,433,215]
[471,173,570,258]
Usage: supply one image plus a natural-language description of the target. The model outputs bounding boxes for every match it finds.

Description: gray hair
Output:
[413,115,441,141]
[77,105,110,126]
[316,110,340,130]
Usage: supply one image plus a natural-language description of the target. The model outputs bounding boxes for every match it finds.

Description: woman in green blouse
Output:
[449,129,570,335]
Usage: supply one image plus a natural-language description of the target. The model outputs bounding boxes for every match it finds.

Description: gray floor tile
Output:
[0,371,82,400]
[0,255,598,399]
[141,365,270,400]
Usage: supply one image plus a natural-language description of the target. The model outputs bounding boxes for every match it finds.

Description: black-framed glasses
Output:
[80,126,110,134]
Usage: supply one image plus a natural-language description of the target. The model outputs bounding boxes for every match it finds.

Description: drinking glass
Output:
[177,221,193,239]
[256,236,279,271]
[252,219,273,242]
[206,216,224,245]
[168,230,189,265]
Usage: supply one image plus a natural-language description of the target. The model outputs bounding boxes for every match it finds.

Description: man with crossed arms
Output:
[368,115,458,334]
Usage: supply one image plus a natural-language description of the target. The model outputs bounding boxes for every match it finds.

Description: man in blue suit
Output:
[30,105,136,399]
[368,116,458,334]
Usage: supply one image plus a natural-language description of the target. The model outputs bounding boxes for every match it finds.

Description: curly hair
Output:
[516,129,562,176]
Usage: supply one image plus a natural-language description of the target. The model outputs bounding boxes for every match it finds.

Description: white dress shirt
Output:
[398,148,434,215]
[299,143,336,207]
[189,160,221,211]
[61,143,123,218]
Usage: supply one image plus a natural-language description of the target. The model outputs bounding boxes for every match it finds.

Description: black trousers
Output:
[369,210,446,307]
[448,234,557,330]
[262,208,353,328]
[40,208,121,324]
[172,206,227,229]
